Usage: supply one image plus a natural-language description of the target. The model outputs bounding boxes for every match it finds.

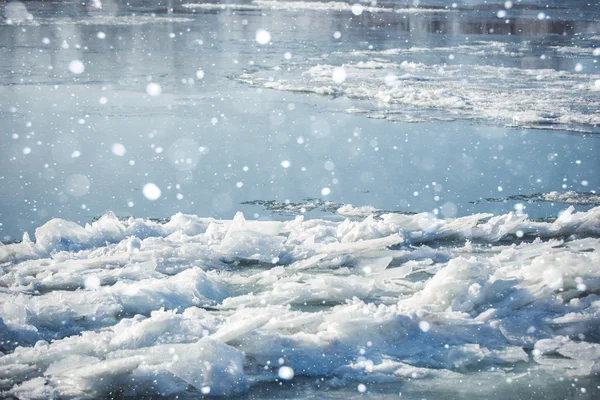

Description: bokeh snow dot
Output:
[65,174,90,197]
[278,366,294,380]
[351,4,364,16]
[332,67,347,84]
[321,187,331,196]
[146,82,162,96]
[281,160,291,168]
[68,60,85,74]
[143,183,162,201]
[441,202,457,218]
[111,143,126,156]
[4,1,32,23]
[357,383,367,393]
[83,275,101,290]
[255,29,271,45]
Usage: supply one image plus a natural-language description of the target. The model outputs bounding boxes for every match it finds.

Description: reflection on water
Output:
[0,0,599,241]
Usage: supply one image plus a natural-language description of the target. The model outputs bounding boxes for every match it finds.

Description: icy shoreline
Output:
[1,206,599,398]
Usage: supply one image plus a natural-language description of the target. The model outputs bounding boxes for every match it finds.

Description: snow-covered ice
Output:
[183,1,448,14]
[1,206,599,398]
[542,191,600,206]
[0,14,194,26]
[236,44,600,132]
[471,191,600,206]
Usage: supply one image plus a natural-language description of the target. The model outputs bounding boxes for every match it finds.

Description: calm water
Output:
[0,0,599,242]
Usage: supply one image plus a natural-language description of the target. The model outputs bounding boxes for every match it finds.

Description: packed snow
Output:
[1,206,599,398]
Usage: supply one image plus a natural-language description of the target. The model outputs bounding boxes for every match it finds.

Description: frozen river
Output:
[0,0,599,399]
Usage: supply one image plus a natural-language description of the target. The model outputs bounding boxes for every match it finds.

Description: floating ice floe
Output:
[182,0,448,14]
[0,15,193,26]
[471,191,600,206]
[1,206,599,398]
[235,49,600,132]
[242,198,398,217]
[338,40,529,57]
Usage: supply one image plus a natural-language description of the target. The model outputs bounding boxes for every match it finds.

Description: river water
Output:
[1,0,599,241]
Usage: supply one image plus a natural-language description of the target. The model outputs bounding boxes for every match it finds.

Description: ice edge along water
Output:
[236,48,600,132]
[0,206,599,398]
[182,1,449,13]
